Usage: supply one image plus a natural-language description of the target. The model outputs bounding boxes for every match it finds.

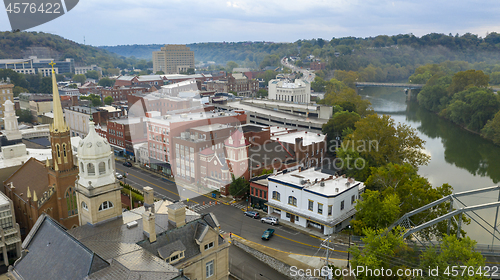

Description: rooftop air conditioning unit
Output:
[126,221,138,229]
[320,182,325,187]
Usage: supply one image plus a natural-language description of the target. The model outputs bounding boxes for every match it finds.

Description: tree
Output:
[322,110,360,152]
[482,110,500,144]
[72,74,86,84]
[351,190,400,235]
[226,61,238,72]
[104,96,113,105]
[419,235,485,280]
[98,77,115,87]
[85,70,100,80]
[447,69,489,96]
[342,114,430,170]
[16,109,33,123]
[12,86,28,97]
[68,84,78,89]
[80,94,102,107]
[38,77,52,93]
[350,227,413,280]
[257,89,267,98]
[322,78,373,117]
[366,163,465,240]
[155,71,165,75]
[229,175,249,197]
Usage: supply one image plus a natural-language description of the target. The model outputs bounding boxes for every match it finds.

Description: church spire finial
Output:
[50,61,67,133]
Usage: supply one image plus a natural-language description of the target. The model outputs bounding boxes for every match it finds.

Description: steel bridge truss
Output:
[388,186,500,246]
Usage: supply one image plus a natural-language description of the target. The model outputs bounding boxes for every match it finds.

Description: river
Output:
[361,87,500,245]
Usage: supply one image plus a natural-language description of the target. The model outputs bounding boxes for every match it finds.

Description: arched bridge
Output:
[355,82,425,101]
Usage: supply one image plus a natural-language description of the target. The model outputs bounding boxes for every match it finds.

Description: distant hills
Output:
[0,31,128,68]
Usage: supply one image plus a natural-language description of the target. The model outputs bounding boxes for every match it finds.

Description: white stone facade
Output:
[268,79,311,103]
[266,168,363,235]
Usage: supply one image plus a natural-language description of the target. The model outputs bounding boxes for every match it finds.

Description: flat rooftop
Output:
[271,130,325,146]
[148,110,241,125]
[225,101,324,124]
[271,168,363,196]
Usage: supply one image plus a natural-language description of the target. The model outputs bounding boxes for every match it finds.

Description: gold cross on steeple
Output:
[49,61,56,69]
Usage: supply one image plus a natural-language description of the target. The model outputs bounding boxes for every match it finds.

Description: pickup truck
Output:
[261,228,275,240]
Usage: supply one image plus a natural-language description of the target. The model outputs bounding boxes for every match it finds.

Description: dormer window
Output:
[168,251,185,264]
[204,241,214,250]
[228,137,233,145]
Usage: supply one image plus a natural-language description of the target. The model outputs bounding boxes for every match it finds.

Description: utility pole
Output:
[321,235,334,280]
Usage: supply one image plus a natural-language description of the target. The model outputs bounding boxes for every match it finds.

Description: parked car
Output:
[262,228,275,240]
[115,173,123,179]
[261,217,279,225]
[123,162,132,167]
[244,211,260,219]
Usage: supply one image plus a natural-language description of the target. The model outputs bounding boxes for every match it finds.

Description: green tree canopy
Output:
[226,61,238,72]
[351,189,400,235]
[98,77,115,87]
[229,175,250,197]
[85,70,100,80]
[16,109,33,123]
[72,74,86,84]
[104,96,113,105]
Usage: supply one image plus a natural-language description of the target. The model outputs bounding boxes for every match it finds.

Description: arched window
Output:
[56,144,60,157]
[80,162,84,172]
[108,159,111,170]
[63,144,67,157]
[98,162,106,175]
[288,196,297,206]
[87,163,95,176]
[81,201,88,211]
[65,187,78,216]
[272,191,280,201]
[98,201,114,211]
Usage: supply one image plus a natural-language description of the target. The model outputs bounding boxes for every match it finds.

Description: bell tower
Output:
[2,99,21,141]
[75,120,122,225]
[47,62,80,229]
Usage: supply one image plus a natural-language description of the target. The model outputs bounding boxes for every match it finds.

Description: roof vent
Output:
[300,179,307,185]
[346,182,351,187]
[320,181,325,187]
[335,188,339,193]
[126,221,138,229]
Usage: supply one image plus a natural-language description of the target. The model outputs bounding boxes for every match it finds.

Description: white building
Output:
[268,79,311,103]
[0,191,21,266]
[266,168,364,235]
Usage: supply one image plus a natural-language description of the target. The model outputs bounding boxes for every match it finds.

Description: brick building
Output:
[206,73,259,97]
[101,86,148,102]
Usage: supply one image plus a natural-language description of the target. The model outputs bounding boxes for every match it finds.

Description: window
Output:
[204,242,214,250]
[206,260,214,278]
[82,201,88,211]
[80,162,84,172]
[308,200,314,211]
[328,205,333,216]
[63,144,67,157]
[351,195,356,204]
[98,201,114,211]
[98,162,106,175]
[87,163,95,176]
[288,196,297,206]
[340,200,345,211]
[65,187,78,216]
[318,203,323,214]
[56,144,60,157]
[272,191,280,201]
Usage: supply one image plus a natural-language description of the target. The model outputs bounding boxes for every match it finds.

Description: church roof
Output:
[4,157,49,205]
[11,214,110,279]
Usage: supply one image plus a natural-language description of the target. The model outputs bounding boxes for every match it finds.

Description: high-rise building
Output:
[153,45,195,74]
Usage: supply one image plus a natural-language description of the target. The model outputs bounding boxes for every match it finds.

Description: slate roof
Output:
[139,213,225,264]
[11,214,110,280]
[4,157,49,205]
[157,240,186,259]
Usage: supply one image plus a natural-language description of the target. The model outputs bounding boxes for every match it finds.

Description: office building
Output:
[153,45,195,74]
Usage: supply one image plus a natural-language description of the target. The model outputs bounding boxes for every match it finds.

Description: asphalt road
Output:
[116,163,348,260]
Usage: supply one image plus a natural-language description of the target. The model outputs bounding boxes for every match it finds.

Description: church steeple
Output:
[48,61,74,171]
[49,61,68,133]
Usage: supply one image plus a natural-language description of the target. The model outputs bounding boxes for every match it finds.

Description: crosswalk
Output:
[231,203,247,210]
[190,203,216,212]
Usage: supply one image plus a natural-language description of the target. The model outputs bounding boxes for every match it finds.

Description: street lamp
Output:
[346,225,352,268]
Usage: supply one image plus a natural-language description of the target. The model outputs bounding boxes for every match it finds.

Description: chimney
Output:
[295,137,304,161]
[143,186,155,213]
[142,211,156,243]
[168,202,186,228]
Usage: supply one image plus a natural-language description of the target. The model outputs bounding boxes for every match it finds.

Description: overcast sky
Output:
[1,0,500,46]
